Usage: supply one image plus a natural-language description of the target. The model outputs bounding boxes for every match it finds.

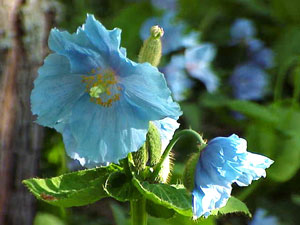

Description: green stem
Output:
[130,198,147,225]
[151,129,206,181]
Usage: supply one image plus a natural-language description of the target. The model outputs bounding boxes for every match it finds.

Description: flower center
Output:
[81,69,121,107]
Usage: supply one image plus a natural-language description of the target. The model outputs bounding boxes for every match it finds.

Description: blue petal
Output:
[120,62,182,121]
[31,54,85,129]
[68,94,149,165]
[49,28,104,74]
[152,117,180,150]
[83,14,122,54]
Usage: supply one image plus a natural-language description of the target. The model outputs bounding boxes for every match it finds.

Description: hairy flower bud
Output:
[138,25,163,67]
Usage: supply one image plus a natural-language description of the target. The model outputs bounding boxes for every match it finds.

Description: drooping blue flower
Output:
[185,44,219,92]
[230,18,256,43]
[230,63,268,100]
[249,208,279,225]
[192,134,273,218]
[31,14,181,167]
[140,12,199,54]
[161,54,194,101]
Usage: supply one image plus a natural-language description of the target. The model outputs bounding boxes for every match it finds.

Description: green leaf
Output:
[211,197,251,217]
[132,178,193,217]
[23,165,120,207]
[104,172,142,202]
[146,200,175,219]
[226,100,278,124]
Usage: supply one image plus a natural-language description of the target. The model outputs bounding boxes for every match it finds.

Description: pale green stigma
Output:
[89,85,105,98]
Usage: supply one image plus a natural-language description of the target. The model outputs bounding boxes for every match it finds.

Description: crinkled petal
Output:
[49,28,104,74]
[31,54,85,129]
[120,62,182,121]
[83,14,122,54]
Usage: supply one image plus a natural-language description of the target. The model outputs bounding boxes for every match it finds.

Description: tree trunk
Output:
[0,1,59,224]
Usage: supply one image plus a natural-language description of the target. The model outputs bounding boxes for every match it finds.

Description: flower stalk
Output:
[130,198,147,225]
[151,129,206,181]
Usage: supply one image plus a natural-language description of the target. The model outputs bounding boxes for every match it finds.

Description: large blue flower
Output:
[140,12,199,54]
[31,14,181,167]
[185,44,219,93]
[192,134,273,218]
[230,63,268,100]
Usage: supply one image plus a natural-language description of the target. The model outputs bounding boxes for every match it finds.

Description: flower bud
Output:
[138,25,163,67]
[183,152,200,192]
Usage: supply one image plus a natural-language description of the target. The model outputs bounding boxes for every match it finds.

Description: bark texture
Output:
[0,1,59,224]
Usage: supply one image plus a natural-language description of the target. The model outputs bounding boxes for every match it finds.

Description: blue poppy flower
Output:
[31,14,181,167]
[140,12,199,54]
[249,208,279,225]
[230,18,256,43]
[192,134,273,218]
[230,63,268,100]
[185,44,219,92]
[161,55,194,101]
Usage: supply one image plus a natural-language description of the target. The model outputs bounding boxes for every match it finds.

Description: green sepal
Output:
[132,143,148,171]
[210,197,251,217]
[22,164,120,207]
[183,152,200,192]
[104,172,142,202]
[138,26,163,67]
[147,122,162,167]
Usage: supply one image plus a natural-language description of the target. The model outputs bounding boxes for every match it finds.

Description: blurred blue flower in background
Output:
[151,0,177,11]
[230,63,268,100]
[192,134,273,218]
[249,208,279,225]
[247,39,264,53]
[31,14,181,167]
[140,12,199,54]
[162,54,193,101]
[250,48,274,69]
[185,44,219,92]
[230,18,256,43]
